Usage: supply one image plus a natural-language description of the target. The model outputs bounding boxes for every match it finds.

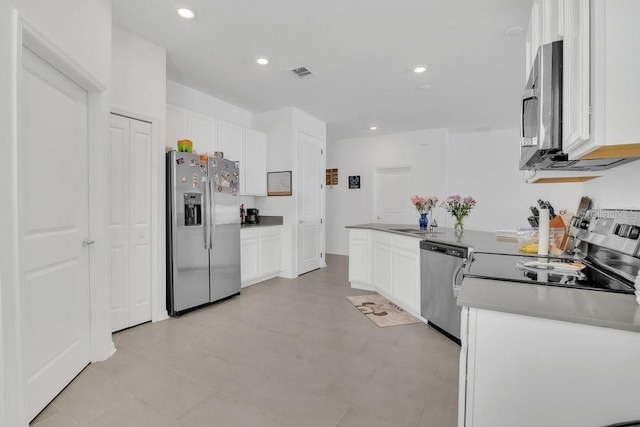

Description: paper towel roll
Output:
[538,208,550,256]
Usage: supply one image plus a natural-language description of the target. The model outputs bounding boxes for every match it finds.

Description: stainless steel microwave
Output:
[519,40,563,170]
[519,40,634,171]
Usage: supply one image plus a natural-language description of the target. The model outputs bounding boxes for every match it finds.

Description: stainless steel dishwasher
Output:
[420,240,470,344]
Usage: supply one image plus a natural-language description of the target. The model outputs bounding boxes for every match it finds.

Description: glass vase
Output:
[419,212,429,230]
[454,215,465,233]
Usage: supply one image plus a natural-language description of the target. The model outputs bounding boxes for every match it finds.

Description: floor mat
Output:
[346,294,421,328]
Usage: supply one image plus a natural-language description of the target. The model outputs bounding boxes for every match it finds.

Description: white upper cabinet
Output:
[526,0,564,74]
[243,129,267,196]
[562,0,590,152]
[569,0,640,160]
[217,120,244,164]
[165,104,188,150]
[166,105,269,196]
[166,104,217,154]
[188,111,217,154]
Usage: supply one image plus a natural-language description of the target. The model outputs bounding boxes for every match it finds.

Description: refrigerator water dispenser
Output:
[183,193,202,226]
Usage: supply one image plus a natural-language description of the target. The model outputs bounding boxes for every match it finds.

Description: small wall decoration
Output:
[326,168,338,186]
[267,171,292,196]
[349,175,361,189]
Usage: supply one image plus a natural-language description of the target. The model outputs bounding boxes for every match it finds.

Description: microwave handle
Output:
[520,89,537,147]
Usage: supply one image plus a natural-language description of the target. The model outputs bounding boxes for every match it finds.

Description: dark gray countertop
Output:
[346,223,640,333]
[346,223,522,254]
[458,277,640,333]
[241,215,283,228]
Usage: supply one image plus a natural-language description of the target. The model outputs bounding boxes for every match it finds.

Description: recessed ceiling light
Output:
[418,85,431,90]
[177,8,195,19]
[369,126,378,131]
[414,66,427,73]
[504,26,523,37]
[256,58,269,65]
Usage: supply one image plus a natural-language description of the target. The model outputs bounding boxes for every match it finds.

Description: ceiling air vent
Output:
[289,66,314,78]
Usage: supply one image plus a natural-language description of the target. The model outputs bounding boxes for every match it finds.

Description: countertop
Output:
[458,277,640,333]
[346,223,522,254]
[346,223,640,333]
[241,215,283,228]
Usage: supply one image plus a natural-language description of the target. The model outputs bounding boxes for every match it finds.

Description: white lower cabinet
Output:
[241,226,281,286]
[459,307,640,427]
[392,238,421,314]
[372,232,393,297]
[348,229,371,287]
[349,229,421,316]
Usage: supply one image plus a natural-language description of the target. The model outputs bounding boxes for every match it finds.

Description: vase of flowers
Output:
[411,195,439,230]
[440,195,476,233]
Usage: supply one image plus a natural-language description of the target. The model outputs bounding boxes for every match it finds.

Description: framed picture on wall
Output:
[267,171,292,196]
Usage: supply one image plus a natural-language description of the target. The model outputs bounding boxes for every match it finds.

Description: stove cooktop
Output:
[464,252,635,294]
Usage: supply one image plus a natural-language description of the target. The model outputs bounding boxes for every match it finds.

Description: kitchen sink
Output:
[391,228,445,235]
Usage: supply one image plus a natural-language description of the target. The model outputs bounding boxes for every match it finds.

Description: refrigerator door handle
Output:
[210,179,217,248]
[203,177,210,249]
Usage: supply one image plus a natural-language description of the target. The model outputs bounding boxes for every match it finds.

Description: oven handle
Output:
[452,259,467,298]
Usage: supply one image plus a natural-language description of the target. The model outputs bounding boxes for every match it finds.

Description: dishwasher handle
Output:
[452,259,467,297]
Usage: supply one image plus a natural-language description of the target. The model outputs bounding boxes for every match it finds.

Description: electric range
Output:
[464,209,640,295]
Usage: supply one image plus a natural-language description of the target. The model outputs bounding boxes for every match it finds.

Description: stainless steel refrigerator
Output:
[166,151,241,315]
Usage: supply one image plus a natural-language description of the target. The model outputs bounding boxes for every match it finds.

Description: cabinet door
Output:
[348,230,370,284]
[541,0,564,44]
[563,0,590,152]
[188,111,216,154]
[392,242,420,314]
[241,232,259,284]
[259,231,281,276]
[217,120,244,164]
[372,233,393,297]
[166,104,188,149]
[243,129,267,195]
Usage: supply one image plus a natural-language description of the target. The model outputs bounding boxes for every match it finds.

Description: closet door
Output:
[109,114,152,332]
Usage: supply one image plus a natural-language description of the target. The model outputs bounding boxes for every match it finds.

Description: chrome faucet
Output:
[429,218,438,232]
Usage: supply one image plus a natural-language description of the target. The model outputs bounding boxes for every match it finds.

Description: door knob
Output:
[82,238,95,247]
[376,216,381,220]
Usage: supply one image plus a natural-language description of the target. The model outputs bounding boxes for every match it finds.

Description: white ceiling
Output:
[111,0,532,140]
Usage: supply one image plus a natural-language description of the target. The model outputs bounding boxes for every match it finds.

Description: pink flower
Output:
[463,196,476,205]
[453,195,461,201]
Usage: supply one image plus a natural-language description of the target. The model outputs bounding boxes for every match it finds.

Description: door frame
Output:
[109,109,166,325]
[1,13,113,426]
[296,131,324,275]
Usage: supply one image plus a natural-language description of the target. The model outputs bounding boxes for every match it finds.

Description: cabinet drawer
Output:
[259,226,281,238]
[350,229,370,241]
[392,234,420,252]
[241,228,259,240]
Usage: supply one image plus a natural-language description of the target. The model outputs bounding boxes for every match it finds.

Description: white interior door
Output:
[19,47,91,421]
[109,114,152,332]
[297,132,323,275]
[373,166,413,223]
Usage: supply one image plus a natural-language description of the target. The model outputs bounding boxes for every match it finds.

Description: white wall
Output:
[582,159,640,209]
[0,2,112,425]
[326,128,449,255]
[254,107,327,276]
[448,129,583,232]
[254,108,296,276]
[166,79,252,128]
[14,0,112,86]
[111,26,167,322]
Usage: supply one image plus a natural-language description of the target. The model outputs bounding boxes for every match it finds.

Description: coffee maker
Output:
[246,208,259,224]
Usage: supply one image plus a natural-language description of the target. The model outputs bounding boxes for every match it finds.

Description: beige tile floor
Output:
[30,254,460,427]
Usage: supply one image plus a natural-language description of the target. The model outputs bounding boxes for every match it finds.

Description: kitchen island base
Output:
[459,307,640,427]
